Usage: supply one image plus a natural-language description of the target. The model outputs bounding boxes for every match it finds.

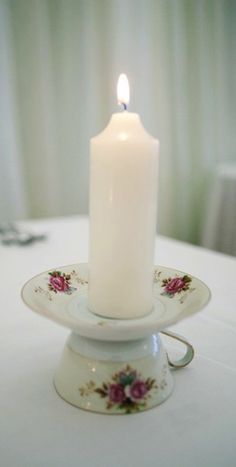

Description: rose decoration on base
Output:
[89,365,157,413]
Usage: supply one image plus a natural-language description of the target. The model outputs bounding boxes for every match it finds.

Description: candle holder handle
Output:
[161,330,195,369]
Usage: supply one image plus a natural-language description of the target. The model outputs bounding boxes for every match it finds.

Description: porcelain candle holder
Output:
[21,263,210,414]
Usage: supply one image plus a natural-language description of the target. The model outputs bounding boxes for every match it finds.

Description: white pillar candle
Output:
[88,74,159,319]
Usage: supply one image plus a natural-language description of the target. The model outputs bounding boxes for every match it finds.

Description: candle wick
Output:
[122,102,127,111]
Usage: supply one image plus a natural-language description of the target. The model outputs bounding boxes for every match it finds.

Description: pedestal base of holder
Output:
[54,332,174,414]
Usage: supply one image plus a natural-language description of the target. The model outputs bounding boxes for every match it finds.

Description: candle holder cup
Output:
[22,263,210,414]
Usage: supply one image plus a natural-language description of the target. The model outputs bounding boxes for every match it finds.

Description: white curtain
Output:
[0,0,235,247]
[0,0,28,220]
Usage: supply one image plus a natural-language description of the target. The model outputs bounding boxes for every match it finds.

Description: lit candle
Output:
[88,74,159,319]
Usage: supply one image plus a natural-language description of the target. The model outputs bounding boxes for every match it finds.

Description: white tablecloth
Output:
[1,216,236,467]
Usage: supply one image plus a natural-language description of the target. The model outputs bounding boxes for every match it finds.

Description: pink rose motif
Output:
[129,380,148,401]
[108,384,126,403]
[164,277,186,295]
[88,365,157,413]
[49,275,69,293]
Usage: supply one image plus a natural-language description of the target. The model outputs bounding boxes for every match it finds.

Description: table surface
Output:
[1,215,236,467]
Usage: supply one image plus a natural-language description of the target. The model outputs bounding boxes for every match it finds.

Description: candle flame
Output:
[117,74,130,108]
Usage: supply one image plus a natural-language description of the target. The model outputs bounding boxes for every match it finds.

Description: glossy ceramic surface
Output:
[54,332,174,414]
[21,263,211,341]
[21,263,209,414]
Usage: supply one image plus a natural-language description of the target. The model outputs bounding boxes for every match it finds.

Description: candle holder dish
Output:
[21,263,210,414]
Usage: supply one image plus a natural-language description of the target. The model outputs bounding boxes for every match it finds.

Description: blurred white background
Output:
[0,0,235,253]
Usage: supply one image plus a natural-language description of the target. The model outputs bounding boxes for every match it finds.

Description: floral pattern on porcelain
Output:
[48,271,76,295]
[154,269,195,304]
[79,364,159,413]
[161,275,192,297]
[34,269,88,301]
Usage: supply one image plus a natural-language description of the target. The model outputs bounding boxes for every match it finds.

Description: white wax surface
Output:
[88,112,159,319]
